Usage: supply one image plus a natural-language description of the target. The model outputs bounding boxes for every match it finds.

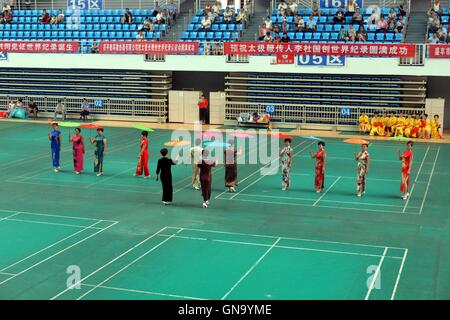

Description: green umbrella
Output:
[391,135,410,141]
[133,125,155,132]
[58,121,80,127]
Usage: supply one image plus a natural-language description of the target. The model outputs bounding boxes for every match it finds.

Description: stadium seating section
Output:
[267,7,407,43]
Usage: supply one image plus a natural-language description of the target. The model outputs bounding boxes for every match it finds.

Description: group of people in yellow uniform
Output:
[359,112,442,139]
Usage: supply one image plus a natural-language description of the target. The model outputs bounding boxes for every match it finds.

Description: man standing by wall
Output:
[198,93,209,124]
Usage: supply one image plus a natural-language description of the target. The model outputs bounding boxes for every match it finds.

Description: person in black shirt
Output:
[156,148,179,205]
[28,99,38,119]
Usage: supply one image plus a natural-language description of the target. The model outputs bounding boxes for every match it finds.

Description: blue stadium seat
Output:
[182,31,189,39]
[395,33,403,42]
[376,33,385,42]
[385,33,394,41]
[367,33,375,41]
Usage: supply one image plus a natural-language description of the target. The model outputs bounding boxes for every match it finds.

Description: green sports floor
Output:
[0,121,448,300]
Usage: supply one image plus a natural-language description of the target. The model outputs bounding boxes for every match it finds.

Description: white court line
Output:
[165,226,407,250]
[0,209,117,223]
[84,167,135,188]
[1,220,103,273]
[50,226,170,300]
[237,193,417,208]
[75,228,184,300]
[0,212,21,223]
[4,179,162,195]
[418,147,440,215]
[2,218,105,230]
[0,271,16,276]
[221,237,281,300]
[230,140,313,200]
[365,247,389,300]
[157,234,404,259]
[390,249,408,300]
[219,197,405,215]
[313,176,341,206]
[290,173,427,184]
[402,146,430,213]
[81,283,207,300]
[296,155,433,164]
[0,221,118,286]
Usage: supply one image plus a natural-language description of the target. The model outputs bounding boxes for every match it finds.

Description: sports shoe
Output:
[54,168,59,173]
[75,171,80,175]
[203,202,208,208]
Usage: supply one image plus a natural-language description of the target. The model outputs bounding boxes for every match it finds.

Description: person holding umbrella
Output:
[69,128,85,174]
[135,131,150,178]
[280,138,293,191]
[156,148,179,205]
[48,122,62,172]
[224,139,242,193]
[354,143,370,197]
[309,141,327,193]
[89,127,106,176]
[190,138,203,190]
[398,141,414,200]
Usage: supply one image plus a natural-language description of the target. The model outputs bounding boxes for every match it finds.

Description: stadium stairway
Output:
[163,0,195,41]
[405,0,429,43]
[240,11,269,41]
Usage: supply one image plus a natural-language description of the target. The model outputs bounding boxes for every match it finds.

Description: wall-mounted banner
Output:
[68,0,102,10]
[99,41,199,54]
[320,0,363,8]
[428,44,450,58]
[297,55,345,66]
[0,41,79,53]
[224,42,416,58]
[276,53,295,64]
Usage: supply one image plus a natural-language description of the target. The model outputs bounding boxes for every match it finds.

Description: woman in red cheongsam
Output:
[309,141,327,193]
[398,141,414,200]
[135,131,150,178]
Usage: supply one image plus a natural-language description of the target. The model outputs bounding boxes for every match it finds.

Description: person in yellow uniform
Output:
[431,114,442,139]
[379,112,388,136]
[385,112,397,137]
[422,113,432,139]
[394,112,407,137]
[410,114,422,138]
[369,113,381,136]
[403,114,414,138]
[359,113,370,134]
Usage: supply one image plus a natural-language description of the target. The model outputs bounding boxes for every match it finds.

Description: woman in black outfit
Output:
[156,148,179,205]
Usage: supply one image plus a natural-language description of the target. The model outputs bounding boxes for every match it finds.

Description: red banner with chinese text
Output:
[99,41,199,54]
[224,42,416,58]
[428,44,450,58]
[0,41,79,53]
[275,52,295,64]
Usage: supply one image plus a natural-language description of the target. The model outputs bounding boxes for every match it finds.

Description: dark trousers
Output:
[199,108,208,124]
[161,175,173,202]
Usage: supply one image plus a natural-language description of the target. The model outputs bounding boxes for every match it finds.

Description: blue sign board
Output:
[94,100,103,107]
[340,108,351,117]
[297,55,345,67]
[0,52,7,61]
[265,105,275,114]
[67,0,102,10]
[320,0,363,8]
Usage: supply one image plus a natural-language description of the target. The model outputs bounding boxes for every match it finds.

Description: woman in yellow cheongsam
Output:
[369,113,381,136]
[385,113,397,137]
[422,114,432,139]
[410,114,422,138]
[394,113,406,136]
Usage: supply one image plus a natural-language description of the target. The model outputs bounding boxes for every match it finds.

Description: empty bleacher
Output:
[0,68,171,121]
[225,73,426,128]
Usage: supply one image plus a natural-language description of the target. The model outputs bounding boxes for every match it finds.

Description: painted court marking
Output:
[365,247,388,300]
[313,176,341,206]
[418,147,440,215]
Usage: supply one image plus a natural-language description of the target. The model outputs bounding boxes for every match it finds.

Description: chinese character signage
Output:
[0,41,79,53]
[428,44,450,58]
[224,42,416,58]
[276,52,295,64]
[99,41,199,54]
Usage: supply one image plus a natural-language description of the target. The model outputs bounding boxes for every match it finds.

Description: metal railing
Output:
[399,43,425,66]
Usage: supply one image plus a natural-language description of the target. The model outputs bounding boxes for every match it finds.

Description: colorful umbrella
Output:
[196,132,222,139]
[164,140,191,147]
[58,121,80,128]
[133,125,155,132]
[268,132,293,139]
[229,132,255,139]
[391,135,410,141]
[343,138,369,145]
[80,123,100,129]
[301,135,321,140]
[204,141,231,148]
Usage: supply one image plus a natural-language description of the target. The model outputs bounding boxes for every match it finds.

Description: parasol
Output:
[164,140,191,147]
[301,135,321,140]
[267,132,293,139]
[204,141,231,148]
[391,135,410,141]
[343,138,369,145]
[133,125,155,132]
[58,121,80,128]
[196,132,222,139]
[229,132,255,139]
